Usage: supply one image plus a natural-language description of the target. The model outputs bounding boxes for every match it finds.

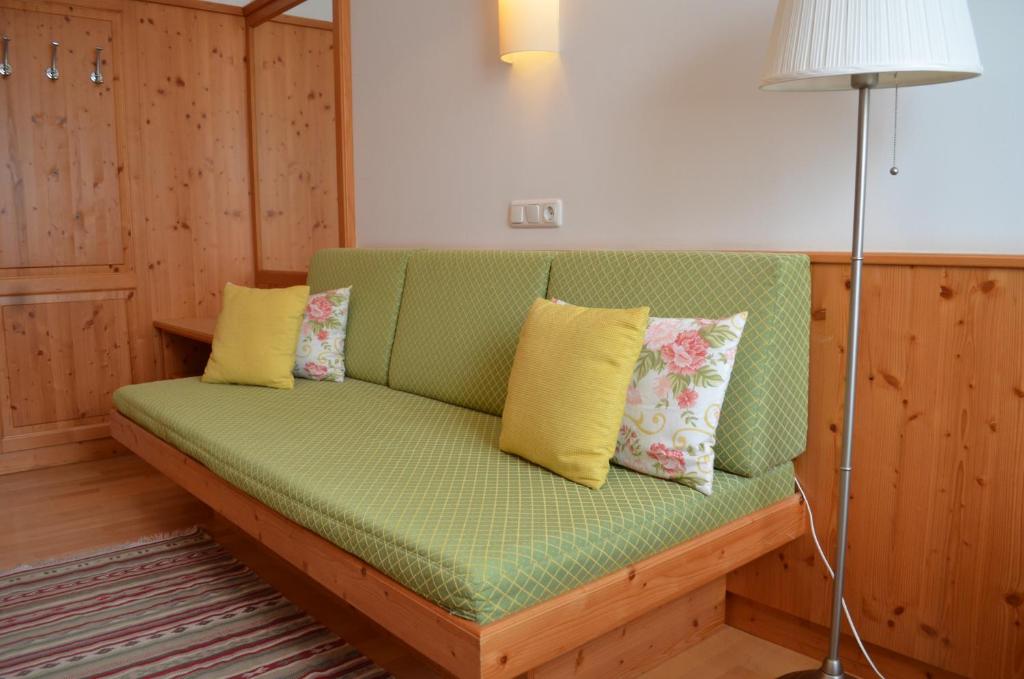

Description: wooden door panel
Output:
[252,21,338,272]
[0,7,123,268]
[1,295,132,431]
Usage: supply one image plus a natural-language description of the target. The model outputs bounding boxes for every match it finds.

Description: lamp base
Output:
[777,667,853,679]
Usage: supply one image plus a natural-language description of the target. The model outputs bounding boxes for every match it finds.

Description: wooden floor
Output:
[0,453,211,570]
[0,455,820,678]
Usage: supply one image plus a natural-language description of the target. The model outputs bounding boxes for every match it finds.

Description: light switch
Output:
[509,199,562,228]
[526,204,542,224]
[509,204,525,225]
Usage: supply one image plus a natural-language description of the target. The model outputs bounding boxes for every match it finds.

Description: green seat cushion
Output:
[547,251,810,477]
[307,248,413,385]
[387,250,553,415]
[114,378,796,624]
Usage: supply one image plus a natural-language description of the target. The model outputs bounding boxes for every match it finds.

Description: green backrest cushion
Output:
[547,251,810,477]
[388,250,553,415]
[307,248,413,385]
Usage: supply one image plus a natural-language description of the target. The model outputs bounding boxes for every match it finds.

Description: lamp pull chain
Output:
[889,86,900,176]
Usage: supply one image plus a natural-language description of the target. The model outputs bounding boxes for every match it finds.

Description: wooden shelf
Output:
[154,317,216,344]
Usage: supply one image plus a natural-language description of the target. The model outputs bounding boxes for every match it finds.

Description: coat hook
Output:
[45,40,59,80]
[90,47,103,84]
[0,36,11,78]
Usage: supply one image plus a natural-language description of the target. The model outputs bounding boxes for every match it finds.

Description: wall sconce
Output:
[499,0,559,64]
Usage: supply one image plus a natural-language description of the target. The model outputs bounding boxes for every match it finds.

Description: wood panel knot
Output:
[878,372,901,389]
[939,285,954,299]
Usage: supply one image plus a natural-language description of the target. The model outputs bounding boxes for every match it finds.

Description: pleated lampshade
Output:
[761,0,983,91]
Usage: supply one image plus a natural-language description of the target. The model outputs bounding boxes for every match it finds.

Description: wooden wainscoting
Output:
[248,1,354,288]
[729,254,1024,679]
[0,0,271,474]
[249,17,340,274]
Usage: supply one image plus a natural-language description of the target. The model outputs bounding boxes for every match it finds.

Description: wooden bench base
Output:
[527,577,725,679]
[110,412,805,679]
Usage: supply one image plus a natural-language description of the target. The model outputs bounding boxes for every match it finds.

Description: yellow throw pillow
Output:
[202,283,310,389]
[500,299,650,489]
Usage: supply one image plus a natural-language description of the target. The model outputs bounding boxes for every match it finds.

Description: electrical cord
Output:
[794,476,887,679]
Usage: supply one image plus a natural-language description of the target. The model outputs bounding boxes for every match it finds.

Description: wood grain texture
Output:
[0,0,255,474]
[255,268,308,288]
[333,0,355,248]
[0,454,211,569]
[2,297,131,427]
[270,14,332,31]
[153,316,215,344]
[154,316,215,378]
[0,437,124,475]
[250,19,339,272]
[728,263,1024,679]
[0,6,125,269]
[207,519,822,679]
[804,252,1024,269]
[727,593,965,679]
[242,0,305,27]
[110,411,807,679]
[526,578,725,679]
[126,0,254,323]
[480,497,805,679]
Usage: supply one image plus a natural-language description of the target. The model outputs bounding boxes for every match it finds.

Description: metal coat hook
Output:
[45,40,59,80]
[90,47,103,84]
[1,36,11,78]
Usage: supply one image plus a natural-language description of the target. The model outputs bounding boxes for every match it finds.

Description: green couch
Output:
[114,249,810,625]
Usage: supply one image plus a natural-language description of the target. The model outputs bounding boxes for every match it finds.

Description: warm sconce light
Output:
[499,0,559,64]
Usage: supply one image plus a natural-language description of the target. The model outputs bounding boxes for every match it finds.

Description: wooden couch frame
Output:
[110,412,805,679]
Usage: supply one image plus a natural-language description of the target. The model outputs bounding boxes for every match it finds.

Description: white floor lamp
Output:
[759,2,983,678]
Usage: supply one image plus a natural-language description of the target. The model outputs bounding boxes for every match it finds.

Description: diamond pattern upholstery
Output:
[387,250,553,415]
[547,251,810,476]
[307,249,413,385]
[114,377,795,624]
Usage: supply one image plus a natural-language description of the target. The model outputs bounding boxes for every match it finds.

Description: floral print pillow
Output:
[616,312,747,495]
[294,287,351,382]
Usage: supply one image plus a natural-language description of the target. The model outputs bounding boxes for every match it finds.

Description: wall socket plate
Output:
[509,199,562,228]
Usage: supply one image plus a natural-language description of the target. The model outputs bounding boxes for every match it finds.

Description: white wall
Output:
[349,0,1023,254]
[216,0,331,21]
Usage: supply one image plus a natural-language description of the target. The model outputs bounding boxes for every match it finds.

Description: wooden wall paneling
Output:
[126,1,254,320]
[0,5,125,268]
[0,438,125,475]
[250,18,338,273]
[2,294,132,428]
[728,262,1024,679]
[725,594,965,679]
[0,0,256,474]
[0,291,133,453]
[333,0,355,247]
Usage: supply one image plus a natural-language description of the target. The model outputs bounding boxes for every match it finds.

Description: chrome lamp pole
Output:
[778,71,874,679]
[759,2,983,678]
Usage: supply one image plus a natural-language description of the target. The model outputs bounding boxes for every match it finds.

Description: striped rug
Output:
[0,529,392,678]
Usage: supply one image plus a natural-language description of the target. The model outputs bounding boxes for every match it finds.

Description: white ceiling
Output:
[217,0,332,22]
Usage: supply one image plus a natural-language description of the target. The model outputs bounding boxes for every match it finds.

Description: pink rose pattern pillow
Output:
[294,287,351,382]
[616,312,747,495]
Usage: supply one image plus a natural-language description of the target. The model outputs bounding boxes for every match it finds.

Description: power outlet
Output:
[509,199,562,228]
